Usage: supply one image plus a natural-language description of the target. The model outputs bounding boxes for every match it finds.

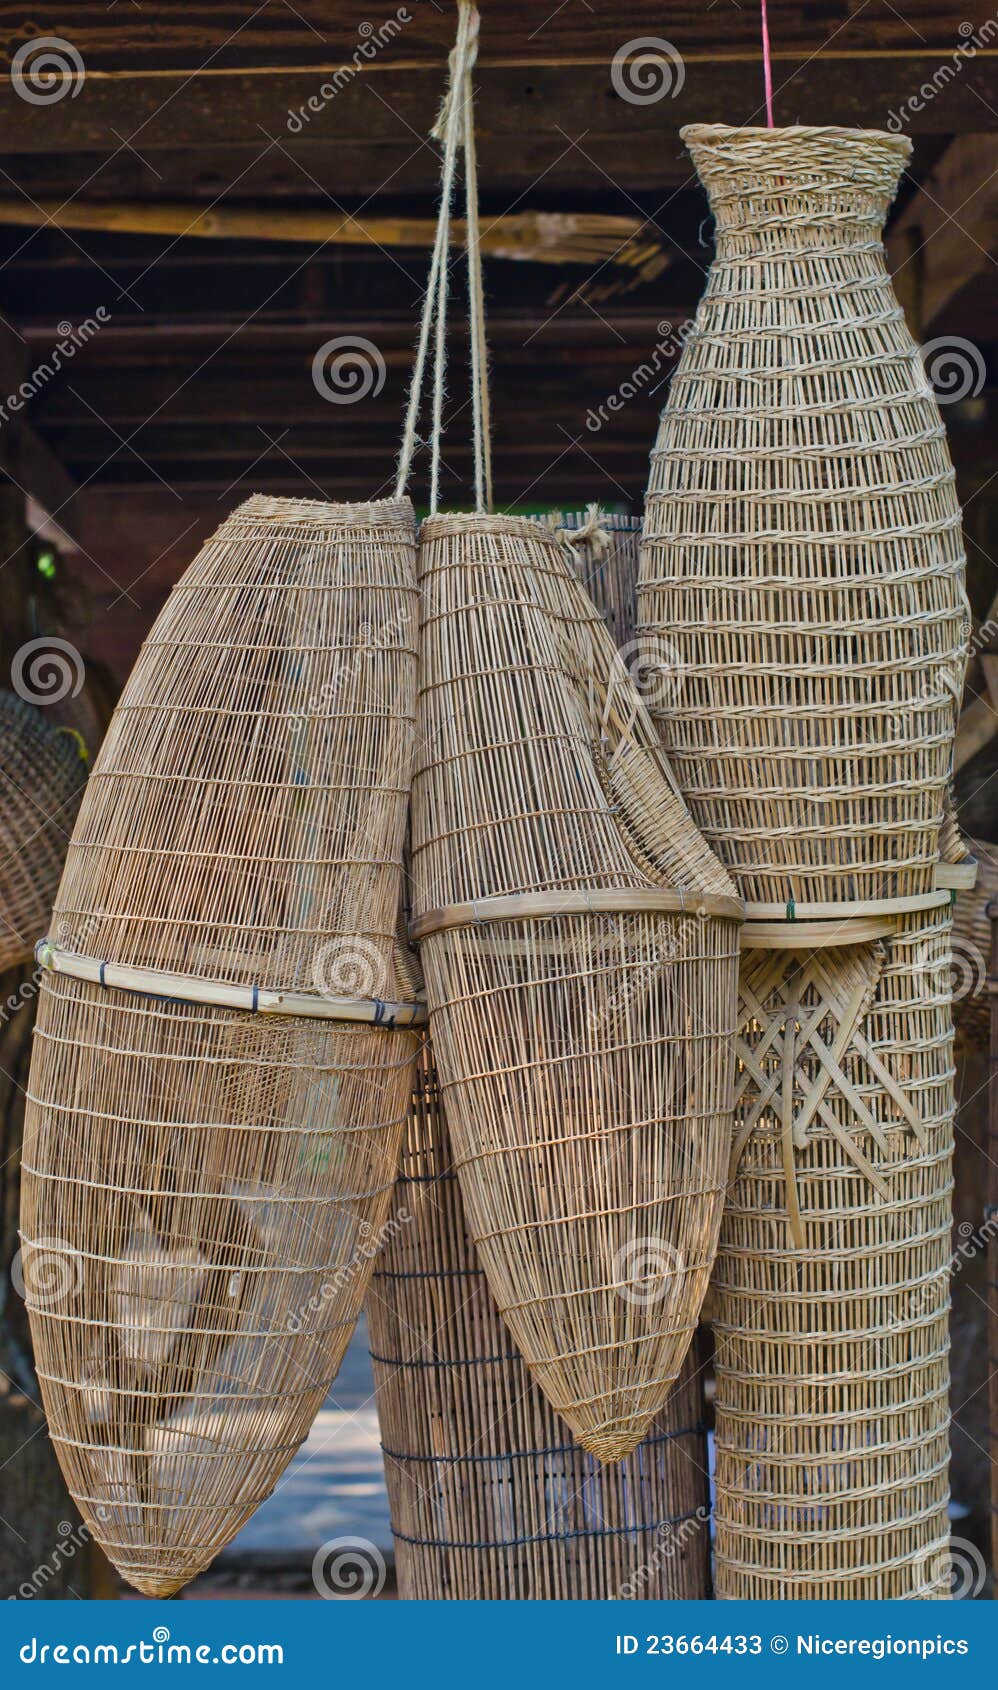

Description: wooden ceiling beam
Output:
[0,3,983,69]
[887,134,998,334]
[1,58,996,155]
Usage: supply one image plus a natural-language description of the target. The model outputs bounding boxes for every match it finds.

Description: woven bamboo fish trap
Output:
[947,836,997,1045]
[988,907,998,1596]
[367,1042,711,1599]
[412,510,742,1463]
[712,906,956,1598]
[640,125,970,917]
[19,494,422,1597]
[0,691,87,972]
[556,509,641,649]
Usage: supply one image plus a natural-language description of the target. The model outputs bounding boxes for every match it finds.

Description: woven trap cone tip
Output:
[639,124,970,913]
[367,1042,712,1599]
[411,510,741,1463]
[20,493,420,1596]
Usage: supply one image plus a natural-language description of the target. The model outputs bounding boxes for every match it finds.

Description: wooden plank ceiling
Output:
[0,2,994,525]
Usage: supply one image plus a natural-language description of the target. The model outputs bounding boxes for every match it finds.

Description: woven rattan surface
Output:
[0,691,87,972]
[20,494,421,1595]
[712,907,955,1598]
[640,126,969,910]
[412,511,740,1461]
[51,494,418,1000]
[366,1043,711,1599]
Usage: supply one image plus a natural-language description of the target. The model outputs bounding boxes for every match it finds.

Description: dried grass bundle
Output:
[640,125,970,915]
[411,511,741,1462]
[20,494,421,1596]
[0,691,87,972]
[712,908,956,1598]
[367,1043,711,1599]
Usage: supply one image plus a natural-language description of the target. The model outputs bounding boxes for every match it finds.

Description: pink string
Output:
[761,0,775,127]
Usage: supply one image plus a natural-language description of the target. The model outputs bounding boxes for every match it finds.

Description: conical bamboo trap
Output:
[712,907,956,1598]
[411,511,741,1462]
[0,691,87,972]
[639,125,970,916]
[367,1027,712,1600]
[20,494,422,1596]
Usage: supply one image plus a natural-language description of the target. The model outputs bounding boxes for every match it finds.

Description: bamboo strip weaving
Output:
[639,125,970,913]
[0,691,87,972]
[712,908,956,1598]
[412,510,741,1462]
[20,494,420,1596]
[367,1043,712,1599]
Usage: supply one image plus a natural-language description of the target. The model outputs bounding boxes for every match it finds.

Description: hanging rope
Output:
[760,0,775,128]
[394,1,493,514]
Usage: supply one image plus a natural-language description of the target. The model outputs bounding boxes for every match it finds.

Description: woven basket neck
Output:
[683,123,910,248]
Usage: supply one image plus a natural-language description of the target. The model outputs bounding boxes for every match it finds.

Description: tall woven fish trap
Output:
[19,494,422,1597]
[411,511,742,1462]
[366,1042,711,1599]
[556,510,641,649]
[712,906,956,1598]
[0,690,87,972]
[639,125,970,917]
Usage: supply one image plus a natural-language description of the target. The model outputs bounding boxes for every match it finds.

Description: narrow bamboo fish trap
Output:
[556,509,641,649]
[712,907,956,1598]
[0,691,87,972]
[367,1042,711,1600]
[640,125,970,916]
[948,836,997,1045]
[20,494,421,1597]
[412,511,742,1462]
[988,906,998,1596]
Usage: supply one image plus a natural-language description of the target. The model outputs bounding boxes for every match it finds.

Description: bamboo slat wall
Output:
[367,1043,711,1599]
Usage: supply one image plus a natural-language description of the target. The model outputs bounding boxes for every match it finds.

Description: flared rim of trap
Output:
[419,511,550,544]
[232,493,416,531]
[680,121,912,159]
[410,885,745,940]
[35,940,428,1028]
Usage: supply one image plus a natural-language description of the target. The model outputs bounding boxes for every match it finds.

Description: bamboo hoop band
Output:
[740,915,898,951]
[742,887,953,923]
[35,941,428,1029]
[410,886,744,940]
[934,856,979,891]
